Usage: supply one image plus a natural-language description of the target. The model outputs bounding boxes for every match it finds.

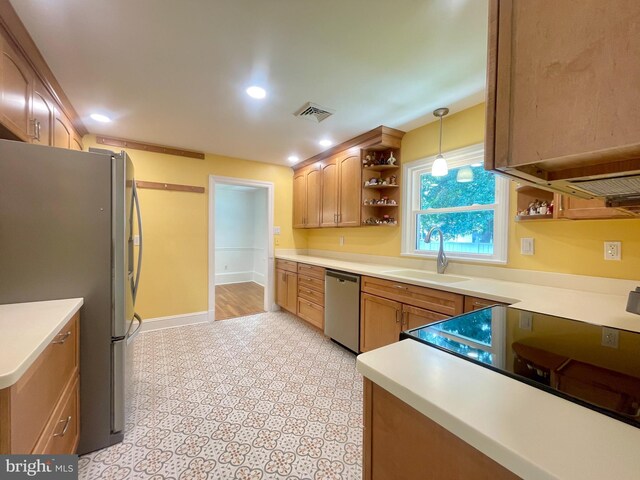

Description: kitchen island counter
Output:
[0,298,83,389]
[357,339,640,480]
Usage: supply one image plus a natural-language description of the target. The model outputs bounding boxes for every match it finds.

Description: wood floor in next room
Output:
[78,311,363,479]
[216,282,264,320]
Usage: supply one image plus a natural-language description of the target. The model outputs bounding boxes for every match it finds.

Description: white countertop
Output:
[357,340,640,480]
[278,252,640,479]
[276,253,640,331]
[0,298,83,389]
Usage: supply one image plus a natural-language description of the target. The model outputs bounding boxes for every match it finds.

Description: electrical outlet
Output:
[275,237,280,246]
[520,238,534,255]
[133,235,140,246]
[604,241,621,261]
[518,311,533,330]
[601,327,619,348]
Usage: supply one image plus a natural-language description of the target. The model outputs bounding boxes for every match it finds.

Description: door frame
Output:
[208,175,275,321]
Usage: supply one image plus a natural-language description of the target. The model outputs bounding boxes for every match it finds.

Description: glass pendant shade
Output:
[431,107,450,178]
[456,165,474,183]
[431,154,448,177]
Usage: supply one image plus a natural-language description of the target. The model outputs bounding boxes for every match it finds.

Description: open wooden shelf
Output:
[363,184,399,190]
[515,213,554,222]
[363,164,400,172]
[363,203,398,207]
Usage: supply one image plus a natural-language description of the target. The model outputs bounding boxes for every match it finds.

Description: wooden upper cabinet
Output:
[31,78,54,146]
[293,170,306,228]
[0,35,31,140]
[305,166,321,228]
[555,195,634,220]
[292,164,323,228]
[71,133,83,151]
[486,0,640,181]
[320,158,338,227]
[53,109,71,149]
[337,152,361,227]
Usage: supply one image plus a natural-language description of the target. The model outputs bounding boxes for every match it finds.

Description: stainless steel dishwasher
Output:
[324,270,361,353]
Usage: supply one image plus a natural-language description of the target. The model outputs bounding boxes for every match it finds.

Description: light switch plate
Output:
[519,311,533,330]
[133,235,140,246]
[273,226,281,235]
[520,238,534,255]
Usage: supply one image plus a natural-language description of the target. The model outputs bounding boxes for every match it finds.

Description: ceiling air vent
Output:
[294,102,335,123]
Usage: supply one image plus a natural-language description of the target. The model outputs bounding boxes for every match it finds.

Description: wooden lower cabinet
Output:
[0,312,80,454]
[463,296,507,313]
[360,293,402,352]
[364,379,520,480]
[276,268,297,314]
[360,294,448,352]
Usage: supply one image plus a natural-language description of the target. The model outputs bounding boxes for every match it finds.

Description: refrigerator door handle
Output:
[126,313,143,344]
[132,180,143,303]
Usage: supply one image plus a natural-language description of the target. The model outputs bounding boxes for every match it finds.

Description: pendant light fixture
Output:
[431,107,449,177]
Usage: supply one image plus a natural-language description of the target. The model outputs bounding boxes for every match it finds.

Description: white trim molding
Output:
[208,175,276,322]
[141,311,209,332]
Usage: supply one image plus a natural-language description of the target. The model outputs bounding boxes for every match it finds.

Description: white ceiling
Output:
[11,0,488,166]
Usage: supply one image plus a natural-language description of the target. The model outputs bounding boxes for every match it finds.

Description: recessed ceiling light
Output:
[90,113,111,123]
[319,139,332,147]
[288,155,299,163]
[246,86,266,99]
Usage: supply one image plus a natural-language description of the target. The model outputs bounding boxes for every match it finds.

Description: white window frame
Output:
[401,143,509,264]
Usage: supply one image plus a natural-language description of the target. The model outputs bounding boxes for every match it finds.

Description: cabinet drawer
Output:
[297,298,324,330]
[463,296,506,313]
[297,263,325,280]
[362,276,463,316]
[32,376,79,454]
[11,313,79,453]
[298,274,325,293]
[276,259,298,273]
[403,304,448,330]
[298,285,324,306]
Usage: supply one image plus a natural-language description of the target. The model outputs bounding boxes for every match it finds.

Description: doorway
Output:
[208,176,275,321]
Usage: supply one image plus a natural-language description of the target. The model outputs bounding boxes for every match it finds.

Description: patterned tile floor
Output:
[79,311,363,480]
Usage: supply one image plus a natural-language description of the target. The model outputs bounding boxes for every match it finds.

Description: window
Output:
[402,144,509,263]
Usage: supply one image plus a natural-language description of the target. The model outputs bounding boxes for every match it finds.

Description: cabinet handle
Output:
[472,301,488,307]
[51,331,72,344]
[394,285,408,290]
[395,309,401,323]
[54,416,72,437]
[36,120,41,141]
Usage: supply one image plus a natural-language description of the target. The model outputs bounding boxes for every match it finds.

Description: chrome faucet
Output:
[425,227,448,274]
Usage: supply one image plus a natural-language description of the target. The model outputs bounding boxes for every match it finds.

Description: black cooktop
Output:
[400,305,640,428]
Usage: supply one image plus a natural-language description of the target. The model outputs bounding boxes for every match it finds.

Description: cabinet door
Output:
[463,296,505,313]
[53,108,71,149]
[360,293,401,352]
[305,166,321,228]
[276,269,288,309]
[402,304,448,330]
[337,153,361,227]
[487,1,640,177]
[71,134,83,151]
[31,78,54,146]
[0,36,31,140]
[286,272,297,313]
[556,195,634,220]
[320,159,338,227]
[292,170,306,228]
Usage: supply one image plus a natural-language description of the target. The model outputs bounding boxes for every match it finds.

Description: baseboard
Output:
[215,271,253,284]
[140,311,209,332]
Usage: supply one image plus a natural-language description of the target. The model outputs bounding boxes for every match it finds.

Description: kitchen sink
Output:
[382,269,470,283]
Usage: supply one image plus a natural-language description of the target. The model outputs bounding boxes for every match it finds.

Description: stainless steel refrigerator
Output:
[0,139,143,454]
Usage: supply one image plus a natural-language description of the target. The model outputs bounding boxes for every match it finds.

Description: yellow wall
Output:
[305,104,640,280]
[83,135,306,319]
